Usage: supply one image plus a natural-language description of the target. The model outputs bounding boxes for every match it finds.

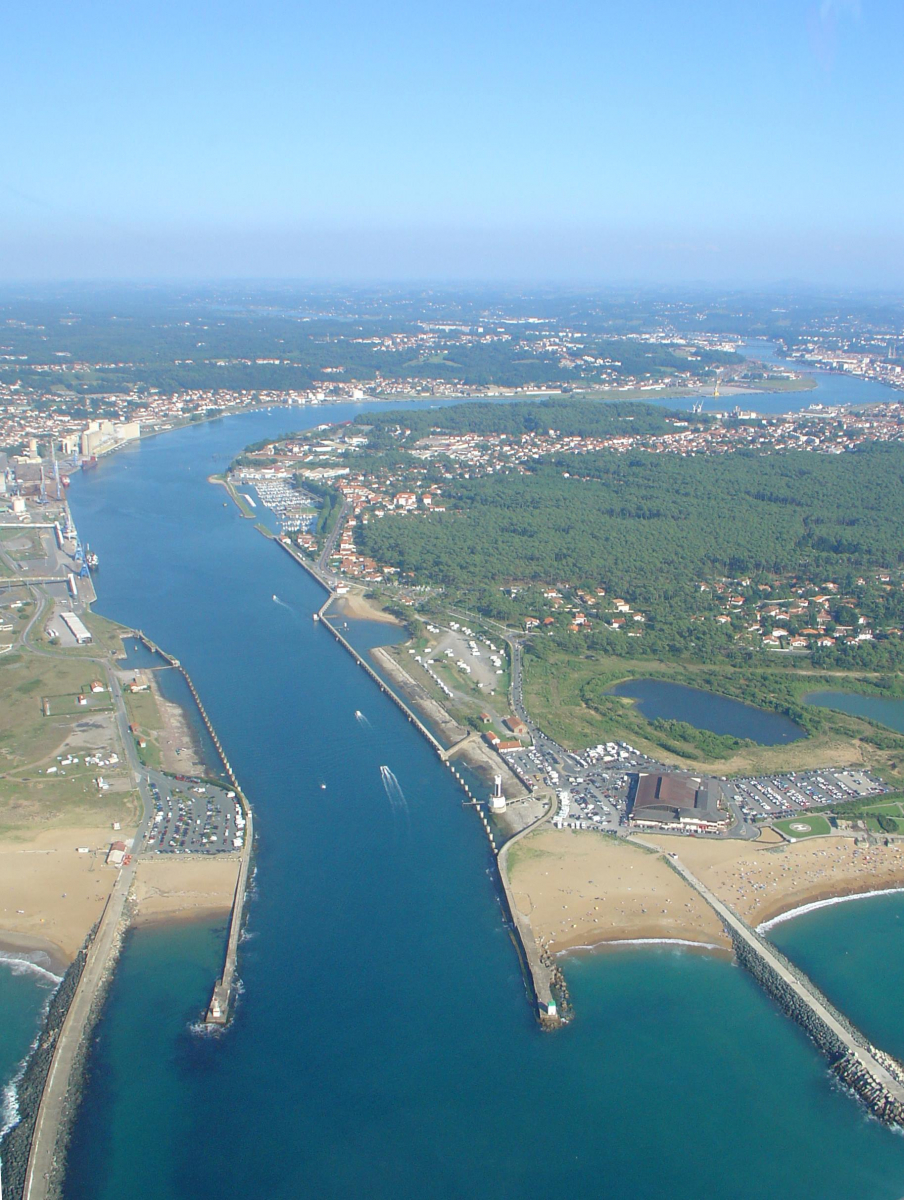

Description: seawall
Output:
[666,851,904,1125]
[131,632,254,1026]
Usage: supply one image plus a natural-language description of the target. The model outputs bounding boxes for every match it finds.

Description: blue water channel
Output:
[4,404,904,1199]
[608,678,806,745]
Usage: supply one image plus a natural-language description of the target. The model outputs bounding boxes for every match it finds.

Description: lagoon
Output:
[609,678,806,745]
[806,690,904,734]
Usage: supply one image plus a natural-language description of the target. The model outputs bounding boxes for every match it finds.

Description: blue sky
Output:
[2,0,902,283]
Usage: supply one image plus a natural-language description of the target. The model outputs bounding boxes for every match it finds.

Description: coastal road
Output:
[507,638,580,769]
[317,498,351,579]
[106,670,155,852]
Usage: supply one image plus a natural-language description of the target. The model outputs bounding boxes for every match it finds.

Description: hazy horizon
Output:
[2,0,901,286]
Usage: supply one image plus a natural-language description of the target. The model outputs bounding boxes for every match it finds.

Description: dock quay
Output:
[130,631,254,1026]
[496,792,565,1027]
[666,852,904,1124]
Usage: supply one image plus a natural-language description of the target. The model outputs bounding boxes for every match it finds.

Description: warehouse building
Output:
[628,772,728,831]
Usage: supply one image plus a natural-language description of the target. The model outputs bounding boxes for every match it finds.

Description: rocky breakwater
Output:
[0,929,94,1200]
[664,851,904,1127]
[733,929,904,1125]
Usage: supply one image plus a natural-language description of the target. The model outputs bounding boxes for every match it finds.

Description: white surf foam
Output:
[757,887,904,932]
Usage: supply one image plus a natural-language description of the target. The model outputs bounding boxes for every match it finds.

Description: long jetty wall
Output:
[0,933,94,1200]
[132,631,253,1025]
[14,871,134,1200]
[497,813,566,1026]
[270,536,566,1024]
[666,851,904,1125]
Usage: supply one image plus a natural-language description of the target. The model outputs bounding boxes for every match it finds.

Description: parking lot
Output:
[725,768,887,822]
[499,727,889,838]
[143,770,246,854]
[502,737,660,832]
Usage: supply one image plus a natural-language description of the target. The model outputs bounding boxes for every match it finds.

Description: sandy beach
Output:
[131,854,241,923]
[508,828,730,953]
[650,832,904,928]
[0,827,126,963]
[508,826,904,956]
[334,591,400,624]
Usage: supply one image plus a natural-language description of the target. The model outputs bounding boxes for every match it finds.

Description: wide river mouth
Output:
[607,678,806,745]
[6,404,904,1200]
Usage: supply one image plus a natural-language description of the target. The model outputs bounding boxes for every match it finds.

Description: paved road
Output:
[507,638,581,768]
[317,498,351,578]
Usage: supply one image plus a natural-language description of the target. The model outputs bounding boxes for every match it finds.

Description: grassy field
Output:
[0,651,111,766]
[122,686,164,770]
[522,646,904,778]
[0,620,140,835]
[773,815,833,840]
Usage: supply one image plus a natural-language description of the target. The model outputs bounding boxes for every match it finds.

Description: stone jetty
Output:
[667,851,904,1125]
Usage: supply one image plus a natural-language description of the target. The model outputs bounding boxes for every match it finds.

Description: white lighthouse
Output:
[489,774,506,813]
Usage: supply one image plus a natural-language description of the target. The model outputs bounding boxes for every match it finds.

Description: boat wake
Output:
[272,594,294,612]
[354,710,371,728]
[380,765,409,815]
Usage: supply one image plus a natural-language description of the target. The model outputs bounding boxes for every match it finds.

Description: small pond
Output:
[806,691,904,735]
[607,678,806,745]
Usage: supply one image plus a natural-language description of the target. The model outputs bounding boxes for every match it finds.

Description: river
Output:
[664,338,898,415]
[5,407,904,1199]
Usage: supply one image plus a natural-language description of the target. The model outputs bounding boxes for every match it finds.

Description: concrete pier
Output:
[494,792,565,1026]
[666,851,904,1124]
[20,871,135,1200]
[131,631,254,1026]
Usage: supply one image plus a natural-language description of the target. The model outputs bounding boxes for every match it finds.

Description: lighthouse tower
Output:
[489,774,506,813]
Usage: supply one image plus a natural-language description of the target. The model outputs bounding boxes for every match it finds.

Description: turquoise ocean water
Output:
[0,961,57,1143]
[4,387,904,1198]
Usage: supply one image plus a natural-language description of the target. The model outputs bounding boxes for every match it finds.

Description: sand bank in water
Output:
[334,592,400,624]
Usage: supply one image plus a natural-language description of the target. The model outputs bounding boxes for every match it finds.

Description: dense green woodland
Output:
[358,398,684,442]
[0,292,733,395]
[358,442,904,668]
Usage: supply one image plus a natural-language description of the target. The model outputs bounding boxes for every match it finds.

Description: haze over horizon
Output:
[3,0,902,285]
